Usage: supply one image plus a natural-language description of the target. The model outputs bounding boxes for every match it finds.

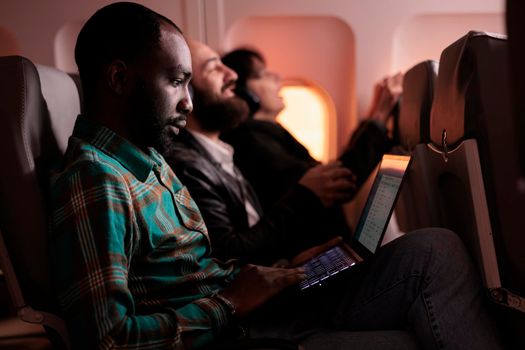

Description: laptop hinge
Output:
[489,288,525,313]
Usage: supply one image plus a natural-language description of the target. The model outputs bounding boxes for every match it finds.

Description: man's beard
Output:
[128,81,174,154]
[191,85,249,133]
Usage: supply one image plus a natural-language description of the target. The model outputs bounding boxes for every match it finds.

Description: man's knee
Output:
[409,227,462,249]
[404,227,473,270]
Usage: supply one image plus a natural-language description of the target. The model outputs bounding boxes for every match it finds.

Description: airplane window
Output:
[225,16,354,160]
[276,83,332,163]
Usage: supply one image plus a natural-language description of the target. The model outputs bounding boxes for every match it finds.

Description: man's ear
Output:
[107,60,128,95]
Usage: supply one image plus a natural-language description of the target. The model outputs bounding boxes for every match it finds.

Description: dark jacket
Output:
[221,119,392,211]
[163,129,331,265]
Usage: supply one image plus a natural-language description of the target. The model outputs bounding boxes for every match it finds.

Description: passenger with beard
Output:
[162,39,356,266]
[49,4,311,348]
[159,39,502,350]
[49,4,503,349]
[221,48,402,211]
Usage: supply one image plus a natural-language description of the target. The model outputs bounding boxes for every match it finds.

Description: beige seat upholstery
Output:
[394,60,439,232]
[418,31,524,348]
[0,55,80,349]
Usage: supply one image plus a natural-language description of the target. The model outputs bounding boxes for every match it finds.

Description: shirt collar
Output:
[188,129,235,165]
[72,116,155,182]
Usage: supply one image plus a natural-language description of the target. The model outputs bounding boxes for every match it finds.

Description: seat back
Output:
[424,31,525,347]
[0,55,80,349]
[394,60,439,232]
[397,60,438,150]
[430,31,524,291]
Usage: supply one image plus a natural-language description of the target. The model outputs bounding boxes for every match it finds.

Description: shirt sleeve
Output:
[50,159,231,350]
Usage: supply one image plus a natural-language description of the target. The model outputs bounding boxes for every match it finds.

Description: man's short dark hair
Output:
[75,2,182,104]
[221,48,265,89]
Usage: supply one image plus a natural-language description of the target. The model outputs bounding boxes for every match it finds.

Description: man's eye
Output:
[171,79,183,87]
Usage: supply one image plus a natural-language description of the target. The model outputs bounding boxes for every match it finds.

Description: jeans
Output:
[245,228,503,350]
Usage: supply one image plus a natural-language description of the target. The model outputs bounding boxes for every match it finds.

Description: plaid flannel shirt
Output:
[50,116,239,349]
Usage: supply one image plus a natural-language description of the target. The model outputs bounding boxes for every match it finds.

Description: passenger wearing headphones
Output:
[162,40,356,266]
[221,48,402,211]
[159,39,503,350]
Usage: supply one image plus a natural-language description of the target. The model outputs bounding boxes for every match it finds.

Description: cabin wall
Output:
[211,0,505,148]
[0,0,505,151]
[0,1,188,65]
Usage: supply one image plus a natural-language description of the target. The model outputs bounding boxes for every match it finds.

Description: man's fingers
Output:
[326,178,356,191]
[273,267,306,286]
[330,167,354,179]
[290,237,344,267]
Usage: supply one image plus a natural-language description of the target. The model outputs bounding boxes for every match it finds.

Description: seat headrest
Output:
[36,64,81,155]
[0,55,80,310]
[429,31,509,149]
[398,60,438,149]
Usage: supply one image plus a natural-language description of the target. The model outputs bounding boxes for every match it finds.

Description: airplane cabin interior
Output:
[0,0,524,349]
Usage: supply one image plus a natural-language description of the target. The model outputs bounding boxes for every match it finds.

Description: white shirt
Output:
[188,130,261,227]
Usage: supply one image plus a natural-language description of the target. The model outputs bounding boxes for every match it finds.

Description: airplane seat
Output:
[0,55,422,350]
[0,55,79,349]
[394,60,439,233]
[397,60,438,150]
[0,55,307,350]
[426,31,525,348]
[66,73,84,114]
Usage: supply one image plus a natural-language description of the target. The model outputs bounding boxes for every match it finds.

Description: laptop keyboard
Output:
[299,245,357,290]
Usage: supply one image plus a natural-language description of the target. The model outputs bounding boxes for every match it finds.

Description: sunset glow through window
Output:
[276,85,329,162]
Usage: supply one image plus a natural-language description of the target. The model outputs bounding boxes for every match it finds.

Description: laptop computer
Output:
[299,154,412,290]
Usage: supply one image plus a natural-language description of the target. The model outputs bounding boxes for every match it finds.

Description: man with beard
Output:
[49,4,310,349]
[221,48,402,212]
[49,3,504,348]
[159,39,502,350]
[162,39,357,266]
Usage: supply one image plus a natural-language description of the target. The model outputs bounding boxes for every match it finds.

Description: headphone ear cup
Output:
[235,86,260,115]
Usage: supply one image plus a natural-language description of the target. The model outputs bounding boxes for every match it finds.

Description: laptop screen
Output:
[352,154,412,256]
[299,154,411,290]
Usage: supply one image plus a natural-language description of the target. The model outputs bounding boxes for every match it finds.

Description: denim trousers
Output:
[245,228,503,350]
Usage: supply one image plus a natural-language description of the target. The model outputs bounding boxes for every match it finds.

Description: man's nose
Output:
[178,87,193,114]
[223,64,238,83]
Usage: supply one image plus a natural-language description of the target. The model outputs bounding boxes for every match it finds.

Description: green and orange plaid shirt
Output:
[50,116,239,349]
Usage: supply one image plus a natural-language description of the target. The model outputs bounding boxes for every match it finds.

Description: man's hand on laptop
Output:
[289,236,344,267]
[220,264,306,319]
[298,161,356,207]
